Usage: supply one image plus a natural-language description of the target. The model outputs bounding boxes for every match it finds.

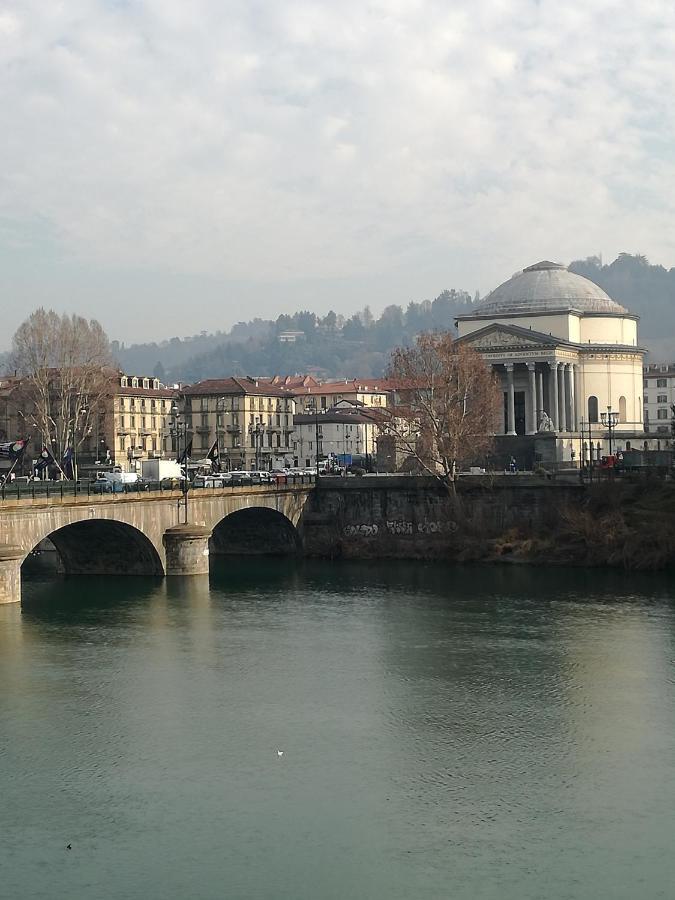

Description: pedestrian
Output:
[509,456,518,474]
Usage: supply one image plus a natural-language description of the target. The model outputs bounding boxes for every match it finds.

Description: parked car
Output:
[228,470,252,485]
[250,471,273,484]
[193,474,226,488]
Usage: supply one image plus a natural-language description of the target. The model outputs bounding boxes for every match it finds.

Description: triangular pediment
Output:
[458,323,563,350]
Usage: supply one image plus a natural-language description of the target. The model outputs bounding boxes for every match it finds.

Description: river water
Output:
[2,560,675,899]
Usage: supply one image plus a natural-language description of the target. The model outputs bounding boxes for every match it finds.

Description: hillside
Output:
[110,253,675,380]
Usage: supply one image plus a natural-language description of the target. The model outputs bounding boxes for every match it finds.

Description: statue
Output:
[538,412,555,432]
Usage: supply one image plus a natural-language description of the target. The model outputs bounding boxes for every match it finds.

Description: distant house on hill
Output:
[277,331,305,344]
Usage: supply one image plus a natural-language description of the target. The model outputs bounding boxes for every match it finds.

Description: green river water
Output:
[1,560,675,899]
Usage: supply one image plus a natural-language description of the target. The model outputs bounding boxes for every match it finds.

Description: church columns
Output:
[506,364,517,435]
[527,364,537,434]
[558,363,567,431]
[493,365,507,433]
[568,364,577,431]
[506,364,516,435]
[550,362,559,431]
[537,370,544,426]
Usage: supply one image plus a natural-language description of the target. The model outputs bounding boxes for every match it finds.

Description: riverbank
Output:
[301,476,675,571]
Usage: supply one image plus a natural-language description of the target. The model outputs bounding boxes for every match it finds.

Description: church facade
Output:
[456,261,645,463]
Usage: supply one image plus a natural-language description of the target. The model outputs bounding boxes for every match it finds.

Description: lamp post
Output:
[307,400,321,479]
[248,419,265,471]
[170,402,189,524]
[216,397,228,471]
[75,406,90,482]
[600,407,619,456]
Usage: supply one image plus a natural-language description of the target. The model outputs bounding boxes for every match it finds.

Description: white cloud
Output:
[1,0,675,342]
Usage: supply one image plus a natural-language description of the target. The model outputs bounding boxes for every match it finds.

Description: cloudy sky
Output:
[1,0,674,346]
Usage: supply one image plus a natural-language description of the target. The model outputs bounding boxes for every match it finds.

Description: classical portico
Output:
[469,326,581,436]
[456,261,646,464]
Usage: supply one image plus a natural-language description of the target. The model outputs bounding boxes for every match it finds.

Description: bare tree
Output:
[382,332,501,486]
[11,309,113,472]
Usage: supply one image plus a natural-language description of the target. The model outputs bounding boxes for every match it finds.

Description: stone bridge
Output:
[0,484,313,604]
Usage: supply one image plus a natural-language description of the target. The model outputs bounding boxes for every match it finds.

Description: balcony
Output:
[226,425,241,433]
[196,425,211,434]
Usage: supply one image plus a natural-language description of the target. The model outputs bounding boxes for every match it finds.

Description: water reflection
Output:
[3,560,675,900]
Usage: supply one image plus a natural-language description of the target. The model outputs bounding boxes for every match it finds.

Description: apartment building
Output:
[292,407,380,469]
[181,377,297,470]
[112,374,178,469]
[295,379,394,413]
[643,363,675,438]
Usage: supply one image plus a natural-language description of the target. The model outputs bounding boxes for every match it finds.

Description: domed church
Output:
[456,261,645,464]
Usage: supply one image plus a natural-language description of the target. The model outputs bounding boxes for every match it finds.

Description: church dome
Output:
[474,261,630,316]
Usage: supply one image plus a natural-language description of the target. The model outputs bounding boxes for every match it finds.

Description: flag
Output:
[206,439,221,472]
[34,447,54,473]
[62,446,74,479]
[0,438,29,460]
[177,439,193,465]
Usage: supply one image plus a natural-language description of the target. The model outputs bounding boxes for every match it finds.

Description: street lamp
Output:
[170,402,190,524]
[600,407,620,456]
[306,400,321,479]
[215,397,229,471]
[248,418,265,471]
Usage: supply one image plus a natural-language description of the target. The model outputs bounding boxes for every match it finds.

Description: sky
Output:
[1,0,675,348]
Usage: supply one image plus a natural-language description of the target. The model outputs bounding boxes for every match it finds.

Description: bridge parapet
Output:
[0,483,315,603]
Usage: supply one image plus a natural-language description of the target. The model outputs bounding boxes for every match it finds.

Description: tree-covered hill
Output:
[114,290,475,381]
[569,254,675,351]
[110,253,675,381]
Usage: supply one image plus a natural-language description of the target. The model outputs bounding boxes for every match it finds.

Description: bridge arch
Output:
[210,507,301,556]
[23,518,165,577]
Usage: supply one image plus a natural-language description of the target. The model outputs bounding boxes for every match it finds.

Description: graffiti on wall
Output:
[343,520,457,537]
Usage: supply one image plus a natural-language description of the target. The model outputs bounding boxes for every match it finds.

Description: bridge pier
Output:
[163,525,212,576]
[0,545,23,604]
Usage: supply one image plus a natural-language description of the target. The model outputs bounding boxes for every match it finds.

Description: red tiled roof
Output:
[182,377,297,397]
[299,379,394,395]
[260,374,321,388]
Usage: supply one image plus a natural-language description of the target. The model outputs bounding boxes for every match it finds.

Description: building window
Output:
[657,378,667,388]
[657,408,669,419]
[588,396,599,423]
[618,396,627,423]
[644,395,649,403]
[657,394,667,403]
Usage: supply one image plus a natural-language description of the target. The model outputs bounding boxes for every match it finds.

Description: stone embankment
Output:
[301,475,675,570]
